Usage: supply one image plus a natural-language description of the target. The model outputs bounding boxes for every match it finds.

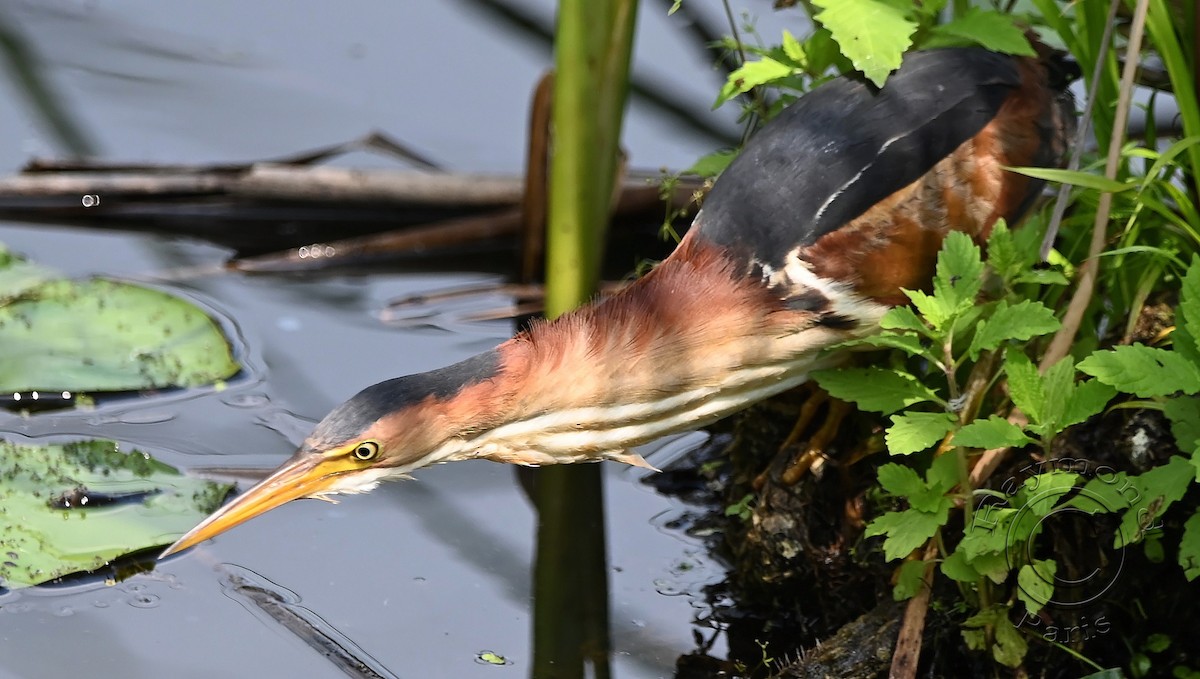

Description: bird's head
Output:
[160,351,508,557]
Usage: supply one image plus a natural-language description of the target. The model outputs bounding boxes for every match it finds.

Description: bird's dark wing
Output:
[696,48,1021,269]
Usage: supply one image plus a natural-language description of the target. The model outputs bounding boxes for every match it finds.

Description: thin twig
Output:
[1041,0,1152,370]
[889,541,938,679]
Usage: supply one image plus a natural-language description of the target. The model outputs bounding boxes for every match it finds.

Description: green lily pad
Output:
[0,438,232,589]
[0,245,239,394]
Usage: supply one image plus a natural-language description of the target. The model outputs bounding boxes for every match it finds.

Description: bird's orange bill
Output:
[159,453,348,558]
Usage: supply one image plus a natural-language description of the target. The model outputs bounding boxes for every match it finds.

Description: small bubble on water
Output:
[116,410,176,425]
[276,317,302,332]
[127,593,160,609]
[54,606,74,617]
[222,393,270,409]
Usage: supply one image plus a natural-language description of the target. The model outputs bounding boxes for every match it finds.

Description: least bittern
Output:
[162,47,1075,557]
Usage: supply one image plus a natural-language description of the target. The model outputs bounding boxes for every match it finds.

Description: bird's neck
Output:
[456,234,858,466]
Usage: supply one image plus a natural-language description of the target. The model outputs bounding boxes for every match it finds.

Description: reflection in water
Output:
[532,466,612,679]
[0,9,96,155]
[219,563,400,679]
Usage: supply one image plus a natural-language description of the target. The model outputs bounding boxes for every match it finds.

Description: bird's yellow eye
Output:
[352,441,380,461]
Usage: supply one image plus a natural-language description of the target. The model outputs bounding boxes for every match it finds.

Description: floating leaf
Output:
[0,438,232,589]
[0,278,239,394]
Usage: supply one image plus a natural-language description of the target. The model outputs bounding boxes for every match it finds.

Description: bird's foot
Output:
[754,386,852,488]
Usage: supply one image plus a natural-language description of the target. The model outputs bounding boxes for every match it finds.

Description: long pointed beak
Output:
[160,453,335,558]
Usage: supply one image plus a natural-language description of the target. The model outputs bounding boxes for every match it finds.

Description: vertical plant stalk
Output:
[534,2,638,679]
[1041,0,1151,370]
[1038,0,1122,261]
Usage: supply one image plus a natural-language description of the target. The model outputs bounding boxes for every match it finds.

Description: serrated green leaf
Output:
[1006,166,1136,192]
[929,9,1036,55]
[1014,268,1071,286]
[780,29,806,66]
[866,506,947,561]
[893,560,928,601]
[877,461,952,513]
[1040,356,1076,432]
[1060,380,1117,429]
[903,288,955,332]
[940,549,980,583]
[1179,255,1200,358]
[877,462,926,497]
[879,306,930,335]
[684,149,738,178]
[986,220,1021,282]
[1014,471,1081,518]
[1017,559,1057,615]
[813,367,942,413]
[1079,345,1200,397]
[954,415,1034,449]
[963,605,1027,668]
[715,57,795,107]
[926,453,961,493]
[840,332,925,355]
[934,232,985,313]
[1164,396,1200,455]
[811,0,916,87]
[886,411,957,455]
[1005,350,1044,425]
[1082,457,1197,549]
[960,506,1016,559]
[966,300,1060,359]
[1176,321,1200,368]
[1180,512,1200,581]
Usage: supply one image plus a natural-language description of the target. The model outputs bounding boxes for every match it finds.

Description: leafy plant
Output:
[672,0,1200,673]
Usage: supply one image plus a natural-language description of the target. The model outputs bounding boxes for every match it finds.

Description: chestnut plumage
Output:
[162,47,1075,558]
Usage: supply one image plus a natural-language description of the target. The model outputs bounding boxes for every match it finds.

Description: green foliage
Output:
[810,0,916,88]
[814,367,944,414]
[678,0,1200,672]
[0,438,231,589]
[963,605,1027,668]
[816,238,1200,669]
